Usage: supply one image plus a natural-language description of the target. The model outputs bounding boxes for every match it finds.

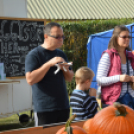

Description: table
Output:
[0,79,20,84]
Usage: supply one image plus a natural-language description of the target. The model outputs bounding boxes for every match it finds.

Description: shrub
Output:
[57,19,134,94]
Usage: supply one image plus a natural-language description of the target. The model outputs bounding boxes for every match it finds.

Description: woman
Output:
[96,25,134,109]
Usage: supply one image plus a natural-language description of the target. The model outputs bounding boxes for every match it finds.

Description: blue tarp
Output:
[87,23,134,90]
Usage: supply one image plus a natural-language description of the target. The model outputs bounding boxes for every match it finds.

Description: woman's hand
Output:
[130,76,134,82]
[120,74,131,82]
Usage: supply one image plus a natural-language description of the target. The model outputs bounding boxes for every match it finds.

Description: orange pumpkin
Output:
[56,114,87,134]
[83,118,93,134]
[89,102,134,134]
[56,126,87,134]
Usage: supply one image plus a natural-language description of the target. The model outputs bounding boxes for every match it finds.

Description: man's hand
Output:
[48,57,65,67]
[59,62,73,72]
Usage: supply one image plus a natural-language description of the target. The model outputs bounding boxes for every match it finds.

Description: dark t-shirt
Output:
[25,45,70,112]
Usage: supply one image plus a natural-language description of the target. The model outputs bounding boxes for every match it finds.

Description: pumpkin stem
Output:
[66,127,73,134]
[64,114,76,134]
[113,102,128,116]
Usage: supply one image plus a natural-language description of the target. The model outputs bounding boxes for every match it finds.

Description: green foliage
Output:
[59,19,134,94]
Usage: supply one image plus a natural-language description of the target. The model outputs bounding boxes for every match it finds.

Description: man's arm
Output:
[26,56,66,85]
[62,68,74,82]
[58,63,74,82]
[26,62,51,85]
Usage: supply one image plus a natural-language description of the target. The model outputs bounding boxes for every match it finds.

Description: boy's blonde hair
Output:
[75,66,94,84]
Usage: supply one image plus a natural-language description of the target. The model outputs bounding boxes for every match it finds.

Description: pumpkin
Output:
[83,118,93,134]
[83,107,101,133]
[56,114,87,134]
[56,126,87,134]
[88,102,134,134]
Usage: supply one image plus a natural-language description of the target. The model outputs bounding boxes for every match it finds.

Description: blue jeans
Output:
[102,103,109,108]
[102,92,134,109]
[117,92,134,110]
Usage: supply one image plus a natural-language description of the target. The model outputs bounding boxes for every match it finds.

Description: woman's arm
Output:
[96,53,120,86]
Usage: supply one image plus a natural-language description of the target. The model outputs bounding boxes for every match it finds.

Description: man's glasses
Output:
[48,34,65,40]
[119,35,132,39]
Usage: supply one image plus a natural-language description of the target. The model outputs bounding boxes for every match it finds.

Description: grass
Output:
[0,99,101,132]
[0,109,72,132]
[0,111,34,132]
[0,97,73,132]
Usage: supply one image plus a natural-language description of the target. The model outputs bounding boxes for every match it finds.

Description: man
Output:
[25,22,74,126]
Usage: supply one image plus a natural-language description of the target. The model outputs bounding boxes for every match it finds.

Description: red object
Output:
[101,49,134,105]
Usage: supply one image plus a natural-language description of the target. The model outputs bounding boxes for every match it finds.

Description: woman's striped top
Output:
[96,52,134,98]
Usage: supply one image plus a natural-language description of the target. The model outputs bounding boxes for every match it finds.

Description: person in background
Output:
[25,22,74,126]
[70,66,98,121]
[96,25,134,109]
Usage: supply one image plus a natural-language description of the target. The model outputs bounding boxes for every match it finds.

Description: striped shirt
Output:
[70,89,98,121]
[96,52,134,98]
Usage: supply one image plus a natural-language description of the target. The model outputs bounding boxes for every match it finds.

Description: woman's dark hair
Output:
[108,25,131,51]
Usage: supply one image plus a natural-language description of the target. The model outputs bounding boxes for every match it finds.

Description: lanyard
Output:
[126,52,129,91]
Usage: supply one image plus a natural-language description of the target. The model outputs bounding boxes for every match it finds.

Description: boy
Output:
[70,66,98,121]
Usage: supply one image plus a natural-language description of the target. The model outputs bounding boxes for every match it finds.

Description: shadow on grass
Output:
[0,121,34,132]
[0,111,34,132]
[0,108,74,132]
